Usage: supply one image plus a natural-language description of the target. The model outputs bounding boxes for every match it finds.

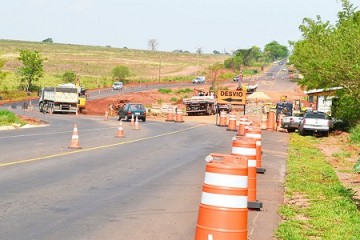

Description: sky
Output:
[1,0,360,53]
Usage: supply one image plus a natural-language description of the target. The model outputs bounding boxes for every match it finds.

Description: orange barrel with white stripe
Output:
[261,114,267,130]
[227,112,237,131]
[237,116,248,136]
[218,111,227,127]
[245,127,263,169]
[195,154,248,240]
[175,108,184,123]
[231,136,258,203]
[266,111,275,130]
[165,107,174,122]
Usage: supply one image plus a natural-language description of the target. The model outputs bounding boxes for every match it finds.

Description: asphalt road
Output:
[0,62,291,239]
[0,113,238,240]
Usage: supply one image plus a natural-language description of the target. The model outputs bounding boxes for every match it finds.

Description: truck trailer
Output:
[39,87,78,113]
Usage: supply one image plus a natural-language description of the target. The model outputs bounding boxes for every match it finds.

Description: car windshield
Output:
[305,113,326,119]
[129,104,144,110]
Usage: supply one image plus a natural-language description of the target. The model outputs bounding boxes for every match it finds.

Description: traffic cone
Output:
[133,116,140,130]
[130,114,135,126]
[104,111,108,121]
[115,120,125,138]
[68,124,82,149]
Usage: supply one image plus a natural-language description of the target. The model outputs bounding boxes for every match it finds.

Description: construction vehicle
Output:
[39,83,87,113]
[183,88,217,115]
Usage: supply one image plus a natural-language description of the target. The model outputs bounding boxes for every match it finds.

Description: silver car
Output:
[112,82,123,90]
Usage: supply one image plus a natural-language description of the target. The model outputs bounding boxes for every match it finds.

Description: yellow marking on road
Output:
[0,124,206,168]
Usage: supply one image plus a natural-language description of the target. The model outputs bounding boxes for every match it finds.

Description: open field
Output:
[0,39,229,90]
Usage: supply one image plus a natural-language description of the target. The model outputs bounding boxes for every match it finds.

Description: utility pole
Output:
[158,53,161,83]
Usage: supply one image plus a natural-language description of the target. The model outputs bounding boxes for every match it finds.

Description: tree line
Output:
[290,0,360,125]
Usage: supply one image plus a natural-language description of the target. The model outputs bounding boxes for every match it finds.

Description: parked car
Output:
[298,111,330,136]
[118,103,146,122]
[192,76,206,84]
[281,112,304,132]
[112,82,123,90]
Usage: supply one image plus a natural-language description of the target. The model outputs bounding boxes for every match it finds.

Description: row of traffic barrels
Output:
[218,110,278,132]
[195,116,266,240]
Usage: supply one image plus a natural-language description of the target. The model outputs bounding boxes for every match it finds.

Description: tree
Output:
[290,0,360,124]
[206,63,223,92]
[112,65,130,81]
[196,47,203,54]
[264,41,288,61]
[42,38,53,43]
[17,50,44,92]
[148,39,159,51]
[213,50,221,54]
[62,71,77,83]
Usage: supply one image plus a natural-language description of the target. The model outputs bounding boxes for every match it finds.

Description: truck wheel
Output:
[287,128,295,133]
[39,103,44,112]
[206,105,212,115]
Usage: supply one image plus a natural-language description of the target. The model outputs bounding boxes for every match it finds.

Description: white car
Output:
[112,82,123,90]
[192,76,205,84]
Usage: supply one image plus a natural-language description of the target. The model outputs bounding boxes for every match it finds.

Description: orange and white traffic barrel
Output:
[261,114,267,130]
[175,108,184,123]
[237,116,248,136]
[245,127,266,174]
[231,136,263,210]
[227,112,237,131]
[165,107,174,122]
[195,153,248,240]
[217,110,227,127]
[266,111,275,131]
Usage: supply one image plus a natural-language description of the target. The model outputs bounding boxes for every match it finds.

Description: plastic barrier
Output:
[195,153,248,240]
[231,136,263,210]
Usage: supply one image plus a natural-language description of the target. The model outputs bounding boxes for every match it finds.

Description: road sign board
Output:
[217,90,246,104]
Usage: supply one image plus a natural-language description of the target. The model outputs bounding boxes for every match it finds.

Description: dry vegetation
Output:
[0,40,228,90]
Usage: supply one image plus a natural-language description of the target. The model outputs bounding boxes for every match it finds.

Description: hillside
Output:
[0,40,229,90]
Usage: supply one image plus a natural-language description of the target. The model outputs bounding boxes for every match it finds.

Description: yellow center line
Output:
[0,124,207,168]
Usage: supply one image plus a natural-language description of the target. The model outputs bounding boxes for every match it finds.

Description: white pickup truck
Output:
[298,111,330,137]
[281,113,304,132]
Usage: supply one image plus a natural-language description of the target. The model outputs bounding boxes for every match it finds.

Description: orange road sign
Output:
[217,90,246,104]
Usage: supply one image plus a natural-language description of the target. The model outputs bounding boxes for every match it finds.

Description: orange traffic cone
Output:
[68,124,82,149]
[133,116,140,130]
[130,114,135,126]
[104,111,108,121]
[115,120,125,138]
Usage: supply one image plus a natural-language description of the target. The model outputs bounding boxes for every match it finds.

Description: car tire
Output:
[142,118,146,122]
[124,115,129,121]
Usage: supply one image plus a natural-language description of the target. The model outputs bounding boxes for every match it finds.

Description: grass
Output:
[349,124,360,144]
[0,39,228,91]
[0,109,26,126]
[158,88,172,94]
[276,134,360,240]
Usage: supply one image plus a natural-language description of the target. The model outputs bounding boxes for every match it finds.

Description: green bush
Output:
[170,97,178,102]
[158,88,172,94]
[0,109,26,126]
[349,124,360,144]
[175,88,192,94]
